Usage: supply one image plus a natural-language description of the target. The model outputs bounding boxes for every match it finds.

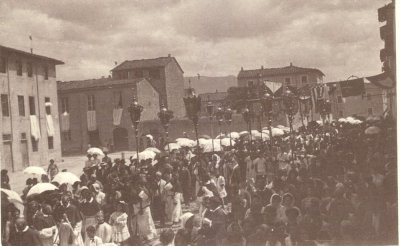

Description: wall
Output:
[237,72,322,88]
[0,52,62,172]
[164,61,185,118]
[137,80,160,121]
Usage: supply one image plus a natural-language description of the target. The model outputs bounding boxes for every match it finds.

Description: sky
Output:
[0,0,388,83]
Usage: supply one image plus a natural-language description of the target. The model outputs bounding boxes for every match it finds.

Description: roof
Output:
[58,78,146,92]
[111,56,184,73]
[0,45,64,65]
[237,65,324,79]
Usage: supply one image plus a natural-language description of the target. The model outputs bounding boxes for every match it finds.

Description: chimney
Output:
[261,65,264,69]
[290,62,293,67]
[168,54,171,57]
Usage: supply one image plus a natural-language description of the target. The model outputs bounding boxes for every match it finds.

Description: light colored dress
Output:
[109,212,130,243]
[130,190,157,240]
[171,192,183,223]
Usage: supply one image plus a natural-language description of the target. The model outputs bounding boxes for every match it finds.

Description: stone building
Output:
[0,45,64,172]
[57,77,160,154]
[327,79,385,119]
[111,55,185,118]
[237,63,324,88]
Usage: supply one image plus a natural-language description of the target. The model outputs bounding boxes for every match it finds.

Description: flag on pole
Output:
[311,85,325,112]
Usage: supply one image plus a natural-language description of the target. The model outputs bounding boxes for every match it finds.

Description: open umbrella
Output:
[271,128,285,137]
[176,138,196,148]
[220,138,235,147]
[239,131,249,137]
[229,132,240,139]
[215,134,226,139]
[144,147,161,154]
[1,188,23,204]
[251,130,262,139]
[365,126,381,135]
[87,147,104,156]
[199,135,211,139]
[203,141,222,152]
[276,125,290,132]
[52,172,80,185]
[138,150,157,160]
[165,143,181,151]
[24,166,47,176]
[27,183,58,197]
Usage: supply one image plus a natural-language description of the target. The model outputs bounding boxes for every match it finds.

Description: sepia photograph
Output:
[0,0,397,245]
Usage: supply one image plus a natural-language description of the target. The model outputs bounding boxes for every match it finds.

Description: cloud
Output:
[0,0,387,83]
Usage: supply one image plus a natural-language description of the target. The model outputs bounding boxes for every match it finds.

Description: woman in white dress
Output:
[130,177,157,241]
[109,201,130,244]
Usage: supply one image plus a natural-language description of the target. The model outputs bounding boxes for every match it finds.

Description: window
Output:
[366,93,371,100]
[88,95,95,111]
[1,94,9,117]
[368,108,373,115]
[338,110,343,117]
[134,69,143,78]
[48,136,54,149]
[337,95,343,103]
[3,134,11,142]
[18,95,25,116]
[61,97,69,113]
[149,68,161,79]
[31,137,38,152]
[247,81,254,87]
[301,76,307,84]
[0,57,6,73]
[29,96,36,115]
[113,91,123,108]
[44,65,49,80]
[27,62,33,77]
[45,97,51,115]
[16,60,22,76]
[21,133,27,140]
[285,78,291,85]
[63,131,71,141]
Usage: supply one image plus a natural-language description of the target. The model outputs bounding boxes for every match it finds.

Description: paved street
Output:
[9,151,137,194]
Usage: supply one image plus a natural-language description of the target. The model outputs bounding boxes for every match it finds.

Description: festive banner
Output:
[113,108,123,126]
[60,112,70,132]
[46,115,55,137]
[87,110,97,131]
[30,115,41,140]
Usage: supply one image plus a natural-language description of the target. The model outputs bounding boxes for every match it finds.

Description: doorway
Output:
[113,127,129,150]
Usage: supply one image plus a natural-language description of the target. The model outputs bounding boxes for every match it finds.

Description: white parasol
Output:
[165,143,181,151]
[220,138,235,147]
[87,147,104,156]
[229,132,240,139]
[27,183,58,197]
[175,138,196,148]
[52,172,80,185]
[23,166,47,176]
[1,188,23,204]
[144,147,161,154]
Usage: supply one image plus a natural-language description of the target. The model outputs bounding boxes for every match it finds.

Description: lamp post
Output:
[282,89,298,163]
[128,97,143,162]
[158,105,174,153]
[215,106,225,147]
[242,107,252,143]
[206,102,215,152]
[183,88,202,149]
[261,92,274,150]
[224,107,233,146]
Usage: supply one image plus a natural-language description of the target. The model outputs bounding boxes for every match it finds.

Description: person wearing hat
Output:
[47,159,59,181]
[109,201,130,244]
[85,154,93,168]
[79,186,100,240]
[94,210,112,243]
[91,183,105,207]
[151,171,167,226]
[174,212,198,246]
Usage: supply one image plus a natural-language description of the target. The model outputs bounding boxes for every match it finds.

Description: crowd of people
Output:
[1,115,397,246]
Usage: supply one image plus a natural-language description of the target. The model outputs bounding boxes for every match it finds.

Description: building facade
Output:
[57,78,160,154]
[111,55,185,118]
[237,63,324,88]
[0,45,64,172]
[328,81,384,119]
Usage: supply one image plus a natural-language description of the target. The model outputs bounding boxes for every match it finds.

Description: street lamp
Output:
[128,97,143,162]
[183,88,202,148]
[206,102,215,152]
[261,92,274,150]
[224,107,233,146]
[215,106,225,147]
[242,107,253,143]
[282,89,298,163]
[158,105,174,153]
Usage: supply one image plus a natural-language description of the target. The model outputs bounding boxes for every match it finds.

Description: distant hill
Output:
[184,75,237,94]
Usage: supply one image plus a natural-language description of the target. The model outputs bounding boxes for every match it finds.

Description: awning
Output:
[366,72,395,89]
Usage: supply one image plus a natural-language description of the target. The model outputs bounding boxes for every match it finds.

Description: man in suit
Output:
[11,217,43,246]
